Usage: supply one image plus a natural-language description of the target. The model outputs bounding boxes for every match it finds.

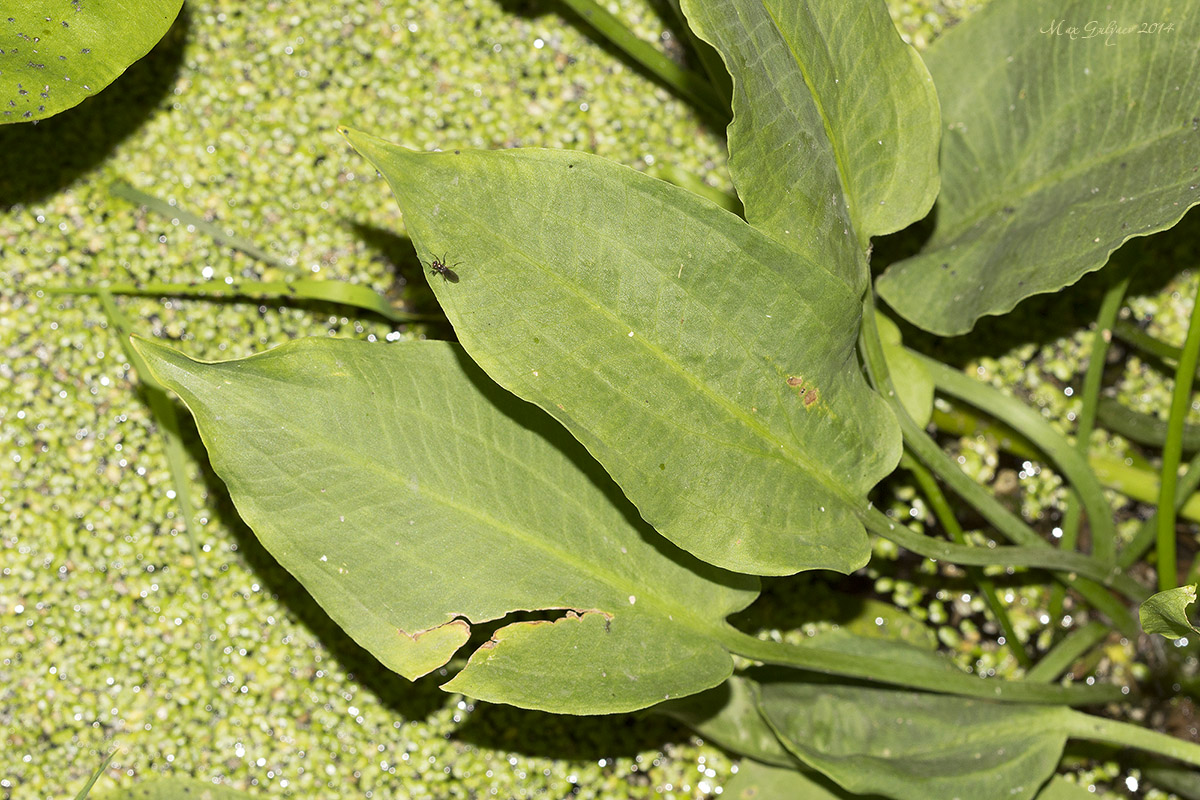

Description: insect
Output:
[425,253,460,283]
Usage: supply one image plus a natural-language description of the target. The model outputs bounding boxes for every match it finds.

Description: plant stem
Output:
[1113,319,1190,365]
[1049,273,1129,623]
[912,350,1117,566]
[1118,450,1200,569]
[859,296,1143,636]
[72,747,117,800]
[901,453,1031,668]
[858,505,1142,600]
[662,0,733,111]
[1064,709,1200,768]
[1024,620,1109,683]
[1096,397,1200,453]
[933,399,1200,524]
[717,625,1123,706]
[110,180,291,270]
[1157,280,1200,591]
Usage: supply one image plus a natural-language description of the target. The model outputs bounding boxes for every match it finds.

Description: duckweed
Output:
[4,0,1189,797]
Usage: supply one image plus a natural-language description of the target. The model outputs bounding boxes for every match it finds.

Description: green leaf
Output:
[1140,584,1200,640]
[758,677,1072,800]
[96,779,255,800]
[658,674,797,767]
[722,760,863,800]
[0,1,183,125]
[1034,776,1095,800]
[341,128,901,577]
[130,336,759,714]
[839,597,938,650]
[795,628,963,680]
[680,0,940,293]
[876,0,1200,335]
[874,313,933,428]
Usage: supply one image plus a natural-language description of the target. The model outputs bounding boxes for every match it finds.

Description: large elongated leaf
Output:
[681,0,940,293]
[131,337,759,714]
[877,0,1200,335]
[758,677,1072,800]
[1,0,183,124]
[342,129,901,576]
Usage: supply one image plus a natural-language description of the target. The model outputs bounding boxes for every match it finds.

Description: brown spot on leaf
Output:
[787,375,820,408]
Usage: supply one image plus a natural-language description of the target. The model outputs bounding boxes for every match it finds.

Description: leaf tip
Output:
[128,334,185,369]
[338,126,412,167]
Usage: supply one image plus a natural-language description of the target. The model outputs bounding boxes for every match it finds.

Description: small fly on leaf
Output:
[425,253,460,283]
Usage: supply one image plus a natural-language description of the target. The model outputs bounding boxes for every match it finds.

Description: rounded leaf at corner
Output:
[875,0,1200,337]
[1140,584,1200,641]
[1,1,184,125]
[757,677,1071,800]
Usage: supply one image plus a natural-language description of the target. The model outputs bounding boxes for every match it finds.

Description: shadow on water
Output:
[454,700,694,763]
[0,6,190,206]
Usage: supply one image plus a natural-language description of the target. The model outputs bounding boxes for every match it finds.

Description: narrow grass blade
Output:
[1158,283,1200,590]
[911,351,1117,567]
[73,749,117,800]
[1025,621,1109,683]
